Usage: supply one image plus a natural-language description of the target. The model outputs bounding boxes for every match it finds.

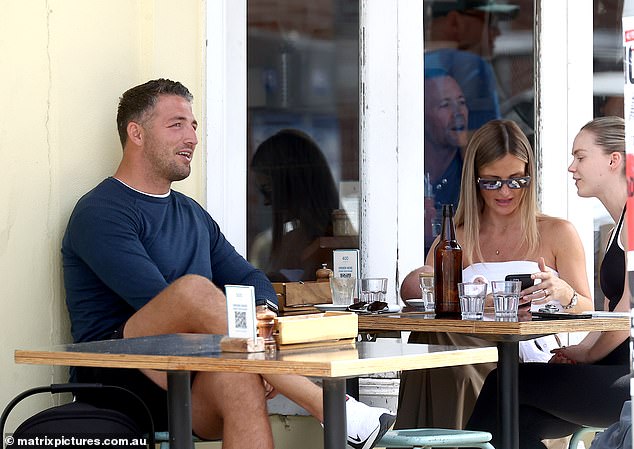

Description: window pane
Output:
[246,1,360,282]
[593,0,623,309]
[423,0,534,254]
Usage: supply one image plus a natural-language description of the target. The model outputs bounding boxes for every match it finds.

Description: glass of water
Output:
[419,273,435,311]
[458,282,487,319]
[330,277,357,305]
[360,278,388,303]
[491,280,522,317]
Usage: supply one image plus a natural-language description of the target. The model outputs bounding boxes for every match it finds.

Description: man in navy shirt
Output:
[62,79,395,449]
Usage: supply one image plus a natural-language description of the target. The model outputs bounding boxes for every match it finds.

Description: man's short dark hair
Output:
[116,78,193,147]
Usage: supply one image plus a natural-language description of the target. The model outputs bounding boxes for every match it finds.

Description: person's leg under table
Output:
[497,341,519,449]
[323,378,347,449]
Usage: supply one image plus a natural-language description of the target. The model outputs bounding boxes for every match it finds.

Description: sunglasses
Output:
[477,176,531,190]
[347,301,389,313]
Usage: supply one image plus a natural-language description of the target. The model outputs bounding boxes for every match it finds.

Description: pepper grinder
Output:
[316,263,333,282]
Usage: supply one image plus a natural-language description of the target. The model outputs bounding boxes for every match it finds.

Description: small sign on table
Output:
[221,285,265,352]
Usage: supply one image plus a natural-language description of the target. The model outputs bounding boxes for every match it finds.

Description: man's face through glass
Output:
[424,75,469,149]
[456,9,500,58]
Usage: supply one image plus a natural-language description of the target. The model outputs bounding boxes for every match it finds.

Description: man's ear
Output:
[127,121,143,146]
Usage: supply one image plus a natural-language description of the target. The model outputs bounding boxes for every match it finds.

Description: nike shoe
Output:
[345,396,396,449]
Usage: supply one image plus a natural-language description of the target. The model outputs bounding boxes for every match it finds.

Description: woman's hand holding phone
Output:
[505,273,534,307]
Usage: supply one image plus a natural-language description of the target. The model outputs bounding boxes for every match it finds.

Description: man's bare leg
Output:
[125,274,228,339]
[123,275,273,446]
[263,374,324,422]
[120,274,388,446]
[191,372,273,448]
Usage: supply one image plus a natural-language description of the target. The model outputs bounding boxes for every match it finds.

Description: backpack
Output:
[1,383,155,449]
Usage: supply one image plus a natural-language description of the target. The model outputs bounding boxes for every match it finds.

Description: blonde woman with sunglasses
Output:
[466,116,630,448]
[396,119,593,432]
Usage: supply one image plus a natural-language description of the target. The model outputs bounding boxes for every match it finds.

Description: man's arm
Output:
[65,202,169,310]
[203,214,279,312]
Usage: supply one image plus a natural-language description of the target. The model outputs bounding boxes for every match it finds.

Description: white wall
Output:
[0,0,205,430]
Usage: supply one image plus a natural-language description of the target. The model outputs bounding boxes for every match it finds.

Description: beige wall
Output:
[0,0,205,429]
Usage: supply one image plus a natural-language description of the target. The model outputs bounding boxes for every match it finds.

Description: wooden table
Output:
[15,333,497,449]
[358,311,629,449]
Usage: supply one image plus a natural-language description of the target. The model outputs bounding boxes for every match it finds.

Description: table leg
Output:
[497,341,519,449]
[323,378,347,449]
[167,371,193,449]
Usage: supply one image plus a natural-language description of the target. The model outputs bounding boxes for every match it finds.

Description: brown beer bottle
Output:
[434,204,462,315]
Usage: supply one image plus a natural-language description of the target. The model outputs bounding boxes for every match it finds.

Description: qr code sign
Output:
[234,310,247,329]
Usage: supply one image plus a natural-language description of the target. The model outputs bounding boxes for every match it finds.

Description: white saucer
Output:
[385,304,403,313]
[405,299,426,308]
[314,303,350,312]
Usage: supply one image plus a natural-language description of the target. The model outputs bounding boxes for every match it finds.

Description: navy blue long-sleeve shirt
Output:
[62,177,278,343]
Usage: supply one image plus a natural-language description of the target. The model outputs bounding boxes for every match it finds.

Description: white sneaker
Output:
[345,396,396,449]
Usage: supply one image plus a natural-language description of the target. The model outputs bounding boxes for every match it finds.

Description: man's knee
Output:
[125,274,227,337]
[169,274,225,307]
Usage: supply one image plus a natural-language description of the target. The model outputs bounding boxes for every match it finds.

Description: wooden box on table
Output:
[274,312,358,350]
[273,281,332,316]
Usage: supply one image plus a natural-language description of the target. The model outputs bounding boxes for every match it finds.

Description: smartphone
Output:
[505,273,534,291]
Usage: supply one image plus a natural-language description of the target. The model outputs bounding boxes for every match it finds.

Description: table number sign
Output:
[225,285,257,340]
[333,249,359,279]
[334,249,360,299]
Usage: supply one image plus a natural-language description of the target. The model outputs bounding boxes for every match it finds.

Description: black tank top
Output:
[597,206,627,365]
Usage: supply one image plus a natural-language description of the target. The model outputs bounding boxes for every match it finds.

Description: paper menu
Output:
[225,285,257,340]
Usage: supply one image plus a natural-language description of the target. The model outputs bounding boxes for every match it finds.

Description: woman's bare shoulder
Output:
[537,215,581,243]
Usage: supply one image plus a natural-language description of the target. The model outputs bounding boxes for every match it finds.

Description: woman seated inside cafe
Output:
[250,129,342,282]
[467,116,630,449]
[397,119,594,432]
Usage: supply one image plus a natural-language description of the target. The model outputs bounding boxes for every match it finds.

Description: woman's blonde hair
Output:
[454,119,540,265]
[579,116,625,174]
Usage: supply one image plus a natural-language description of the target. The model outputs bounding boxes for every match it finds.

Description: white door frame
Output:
[205,0,248,256]
[536,0,594,285]
[359,0,424,304]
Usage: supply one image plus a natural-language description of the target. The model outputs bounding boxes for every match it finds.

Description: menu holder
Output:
[222,285,264,352]
[274,312,358,350]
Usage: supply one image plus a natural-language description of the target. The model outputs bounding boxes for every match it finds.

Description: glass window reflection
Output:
[246,1,360,282]
[592,0,623,308]
[423,0,534,255]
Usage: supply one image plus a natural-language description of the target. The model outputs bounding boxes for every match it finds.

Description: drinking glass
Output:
[458,282,487,319]
[491,280,522,317]
[360,278,388,303]
[330,277,357,305]
[418,273,435,311]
